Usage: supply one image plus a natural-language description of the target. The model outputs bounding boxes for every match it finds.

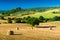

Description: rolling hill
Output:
[0,6,60,19]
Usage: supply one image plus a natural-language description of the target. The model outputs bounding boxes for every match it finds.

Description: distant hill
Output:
[0,6,60,17]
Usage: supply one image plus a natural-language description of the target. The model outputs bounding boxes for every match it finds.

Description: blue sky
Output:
[0,0,60,10]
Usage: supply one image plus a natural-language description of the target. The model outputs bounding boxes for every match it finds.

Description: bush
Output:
[8,18,12,23]
[31,18,40,26]
[44,18,52,22]
[52,11,56,14]
[0,16,5,20]
[52,11,59,14]
[23,17,40,26]
[22,16,31,23]
[14,18,21,23]
[21,20,26,23]
[39,16,45,22]
[53,16,60,21]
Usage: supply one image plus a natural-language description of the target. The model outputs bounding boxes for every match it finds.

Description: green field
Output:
[31,12,60,18]
[24,9,60,19]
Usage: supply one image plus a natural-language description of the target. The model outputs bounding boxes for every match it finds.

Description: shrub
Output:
[8,18,12,23]
[39,16,45,22]
[14,18,21,23]
[53,16,60,21]
[22,16,31,23]
[31,18,40,26]
[0,16,5,20]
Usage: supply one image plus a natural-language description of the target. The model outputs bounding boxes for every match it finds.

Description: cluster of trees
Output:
[52,11,60,14]
[53,16,60,21]
[14,18,22,23]
[7,16,46,27]
[7,17,22,23]
[8,18,12,23]
[0,15,59,29]
[6,16,42,27]
[1,15,60,23]
[0,16,5,20]
[0,15,60,27]
[22,16,40,26]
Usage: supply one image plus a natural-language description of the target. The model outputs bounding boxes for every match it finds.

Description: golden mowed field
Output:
[0,21,60,40]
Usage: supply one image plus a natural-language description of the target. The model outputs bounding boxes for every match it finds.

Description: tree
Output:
[0,15,5,20]
[14,18,21,23]
[53,16,60,21]
[39,16,45,22]
[25,16,31,20]
[22,16,31,23]
[22,16,40,29]
[44,19,50,22]
[2,12,10,16]
[27,17,40,29]
[31,18,39,26]
[31,18,39,29]
[8,18,12,23]
[52,11,56,14]
[11,7,22,13]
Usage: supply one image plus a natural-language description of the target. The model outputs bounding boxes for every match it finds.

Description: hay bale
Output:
[9,30,14,35]
[50,27,52,30]
[7,30,14,35]
[16,27,19,30]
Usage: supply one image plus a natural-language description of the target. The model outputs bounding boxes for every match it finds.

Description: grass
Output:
[31,13,54,18]
[0,21,60,40]
[31,12,60,18]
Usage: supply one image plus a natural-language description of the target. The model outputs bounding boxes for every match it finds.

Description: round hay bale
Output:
[50,26,52,30]
[9,30,14,35]
[7,30,14,35]
[16,27,19,30]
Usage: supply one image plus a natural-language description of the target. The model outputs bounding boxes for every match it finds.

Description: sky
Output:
[0,0,60,10]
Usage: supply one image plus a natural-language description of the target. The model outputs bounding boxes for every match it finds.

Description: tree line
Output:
[7,16,60,25]
[0,16,60,29]
[0,16,60,25]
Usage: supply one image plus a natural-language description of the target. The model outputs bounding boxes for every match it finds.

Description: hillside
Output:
[0,6,60,15]
[20,8,60,18]
[0,6,60,19]
[31,8,60,18]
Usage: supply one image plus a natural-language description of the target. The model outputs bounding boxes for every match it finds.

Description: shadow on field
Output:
[36,25,56,28]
